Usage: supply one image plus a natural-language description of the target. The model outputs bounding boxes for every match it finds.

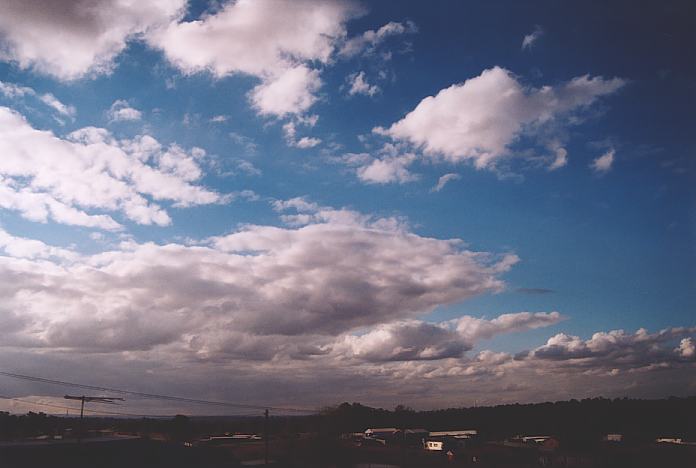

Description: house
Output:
[199,434,260,445]
[429,430,478,439]
[519,435,552,444]
[229,434,262,440]
[423,430,478,452]
[424,437,461,452]
[364,428,400,440]
[424,439,445,451]
[656,438,683,445]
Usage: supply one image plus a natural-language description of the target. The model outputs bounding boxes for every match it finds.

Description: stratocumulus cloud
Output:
[0,203,516,351]
[1,203,692,410]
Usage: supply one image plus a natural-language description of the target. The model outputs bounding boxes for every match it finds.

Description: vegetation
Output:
[2,396,695,446]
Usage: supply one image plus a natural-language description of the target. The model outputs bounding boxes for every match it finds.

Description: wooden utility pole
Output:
[264,408,269,466]
[64,395,124,440]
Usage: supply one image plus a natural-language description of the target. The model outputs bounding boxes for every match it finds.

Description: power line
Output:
[0,394,172,418]
[65,395,126,426]
[0,371,315,414]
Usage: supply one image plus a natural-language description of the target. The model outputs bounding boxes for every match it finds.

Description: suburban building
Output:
[364,428,400,440]
[424,430,478,451]
[656,438,684,444]
[507,435,560,451]
[429,430,478,439]
[424,439,445,451]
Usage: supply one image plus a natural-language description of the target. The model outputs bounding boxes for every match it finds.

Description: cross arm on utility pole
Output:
[64,395,125,403]
[63,395,126,440]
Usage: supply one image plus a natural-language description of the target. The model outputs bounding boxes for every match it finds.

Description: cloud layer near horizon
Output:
[0,203,693,411]
[0,203,518,351]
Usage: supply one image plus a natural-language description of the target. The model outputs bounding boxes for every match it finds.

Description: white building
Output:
[429,430,478,439]
[424,430,478,451]
[424,439,444,451]
[656,438,683,444]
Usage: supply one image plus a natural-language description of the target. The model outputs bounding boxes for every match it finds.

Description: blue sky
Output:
[0,0,693,412]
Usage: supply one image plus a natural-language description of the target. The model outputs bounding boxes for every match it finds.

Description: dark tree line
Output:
[318,396,696,446]
[2,396,695,446]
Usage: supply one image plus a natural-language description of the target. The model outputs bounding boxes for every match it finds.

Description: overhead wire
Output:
[0,394,173,418]
[0,371,316,414]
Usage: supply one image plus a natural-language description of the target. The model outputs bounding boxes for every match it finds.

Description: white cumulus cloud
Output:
[0,0,185,80]
[333,312,563,363]
[0,106,223,229]
[339,143,418,184]
[148,0,362,117]
[249,65,321,117]
[523,327,696,375]
[377,67,625,170]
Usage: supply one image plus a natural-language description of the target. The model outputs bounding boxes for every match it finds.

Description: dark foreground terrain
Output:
[1,437,695,468]
[2,397,695,467]
[0,438,238,468]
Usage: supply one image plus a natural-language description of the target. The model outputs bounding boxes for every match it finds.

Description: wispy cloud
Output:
[591,149,615,174]
[0,80,75,118]
[432,173,461,192]
[522,25,544,50]
[339,21,418,58]
[107,99,142,122]
[346,71,380,97]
